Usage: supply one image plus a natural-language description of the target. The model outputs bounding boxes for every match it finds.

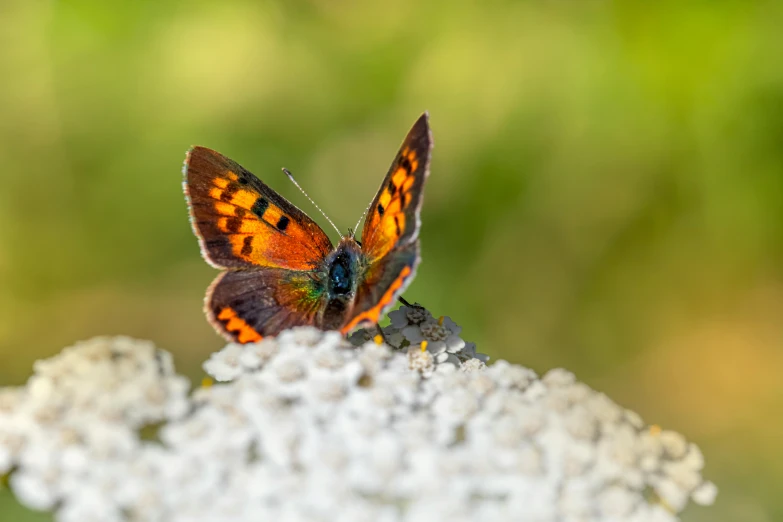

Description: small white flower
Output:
[407,345,435,377]
[403,316,465,355]
[691,480,718,505]
[10,471,60,511]
[388,304,432,329]
[434,352,461,367]
[653,476,690,512]
[273,357,306,382]
[660,430,689,459]
[563,404,598,440]
[681,443,705,470]
[585,391,623,424]
[624,409,645,430]
[203,344,245,382]
[598,485,636,516]
[460,358,485,373]
[488,360,537,390]
[239,339,279,370]
[58,486,124,522]
[542,368,576,387]
[277,326,323,348]
[662,458,702,491]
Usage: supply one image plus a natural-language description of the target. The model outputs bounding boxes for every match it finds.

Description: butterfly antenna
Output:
[282,168,342,237]
[352,200,372,238]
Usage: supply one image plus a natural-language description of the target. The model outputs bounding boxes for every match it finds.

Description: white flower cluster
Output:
[0,319,716,522]
[348,303,489,372]
[0,337,190,519]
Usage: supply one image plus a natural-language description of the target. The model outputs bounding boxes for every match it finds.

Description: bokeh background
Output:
[1,1,782,520]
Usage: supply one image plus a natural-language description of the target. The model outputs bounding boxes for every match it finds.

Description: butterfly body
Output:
[318,237,362,329]
[184,114,431,343]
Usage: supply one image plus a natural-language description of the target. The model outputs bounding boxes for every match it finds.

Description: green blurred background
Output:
[1,0,782,520]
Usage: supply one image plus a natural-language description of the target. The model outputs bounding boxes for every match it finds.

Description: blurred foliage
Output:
[1,0,782,520]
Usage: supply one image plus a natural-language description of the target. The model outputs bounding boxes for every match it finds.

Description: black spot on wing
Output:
[400,156,412,173]
[241,236,253,255]
[220,183,239,202]
[394,216,401,236]
[377,203,385,216]
[252,198,269,219]
[276,215,290,231]
[387,181,397,195]
[226,217,242,233]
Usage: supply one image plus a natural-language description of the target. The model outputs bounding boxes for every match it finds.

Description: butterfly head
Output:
[328,237,364,293]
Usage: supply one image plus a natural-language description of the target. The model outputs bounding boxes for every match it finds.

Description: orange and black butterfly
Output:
[183,113,432,343]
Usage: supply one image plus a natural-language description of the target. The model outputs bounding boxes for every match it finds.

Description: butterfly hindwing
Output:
[341,240,419,333]
[184,146,333,270]
[207,268,327,342]
[360,113,432,262]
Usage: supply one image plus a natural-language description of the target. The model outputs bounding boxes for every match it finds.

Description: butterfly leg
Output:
[398,296,425,309]
[374,324,389,345]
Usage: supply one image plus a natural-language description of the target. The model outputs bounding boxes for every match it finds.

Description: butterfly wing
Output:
[342,113,432,333]
[184,146,333,270]
[360,113,432,262]
[341,241,419,333]
[184,146,334,342]
[207,268,327,342]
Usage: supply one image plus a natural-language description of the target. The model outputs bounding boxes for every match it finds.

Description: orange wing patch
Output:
[202,176,315,268]
[341,266,412,334]
[185,146,333,270]
[361,137,428,262]
[215,307,262,343]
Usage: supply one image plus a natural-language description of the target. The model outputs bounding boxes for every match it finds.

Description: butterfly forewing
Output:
[360,113,432,262]
[184,147,333,270]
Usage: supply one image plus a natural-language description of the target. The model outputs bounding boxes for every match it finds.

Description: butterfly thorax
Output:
[328,252,354,295]
[320,237,365,330]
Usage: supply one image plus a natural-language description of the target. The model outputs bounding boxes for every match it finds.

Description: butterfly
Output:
[183,113,432,343]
